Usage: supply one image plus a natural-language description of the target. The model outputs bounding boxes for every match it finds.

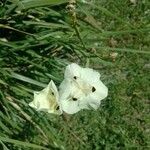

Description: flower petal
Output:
[90,80,108,100]
[64,63,82,80]
[80,80,108,110]
[80,67,100,83]
[61,100,81,114]
[59,79,83,114]
[29,80,62,115]
[83,95,101,110]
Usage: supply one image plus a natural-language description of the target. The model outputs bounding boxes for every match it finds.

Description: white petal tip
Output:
[29,102,37,109]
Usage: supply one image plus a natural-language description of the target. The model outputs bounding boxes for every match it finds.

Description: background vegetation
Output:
[0,0,149,149]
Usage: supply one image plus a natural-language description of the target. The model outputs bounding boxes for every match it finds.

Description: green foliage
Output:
[0,0,149,149]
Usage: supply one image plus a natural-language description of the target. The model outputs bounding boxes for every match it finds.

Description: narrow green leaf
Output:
[0,136,49,150]
[10,72,46,87]
[0,40,17,48]
[88,46,150,54]
[17,0,68,10]
[0,24,35,37]
[0,140,9,150]
[23,21,70,29]
[0,79,7,85]
[0,121,13,135]
[0,112,22,132]
[101,28,150,36]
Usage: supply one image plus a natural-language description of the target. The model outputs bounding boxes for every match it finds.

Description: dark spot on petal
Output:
[56,106,59,110]
[92,86,96,92]
[73,76,77,79]
[72,97,78,101]
[51,92,54,95]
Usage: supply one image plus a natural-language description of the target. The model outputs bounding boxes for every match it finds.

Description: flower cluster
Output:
[29,63,108,114]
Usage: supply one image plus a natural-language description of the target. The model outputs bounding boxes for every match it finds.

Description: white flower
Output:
[59,63,108,114]
[29,80,62,115]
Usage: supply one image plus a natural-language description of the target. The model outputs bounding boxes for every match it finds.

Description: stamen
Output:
[56,106,59,110]
[72,97,78,101]
[92,87,96,92]
[73,76,77,79]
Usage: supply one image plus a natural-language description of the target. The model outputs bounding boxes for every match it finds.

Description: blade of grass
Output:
[101,28,150,36]
[0,112,22,132]
[23,21,71,29]
[10,72,47,87]
[0,24,35,37]
[0,40,17,48]
[0,136,49,150]
[7,97,49,143]
[0,140,9,150]
[17,0,68,10]
[0,121,13,135]
[88,46,150,54]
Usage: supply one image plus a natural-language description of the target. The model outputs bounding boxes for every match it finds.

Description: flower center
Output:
[74,78,90,92]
